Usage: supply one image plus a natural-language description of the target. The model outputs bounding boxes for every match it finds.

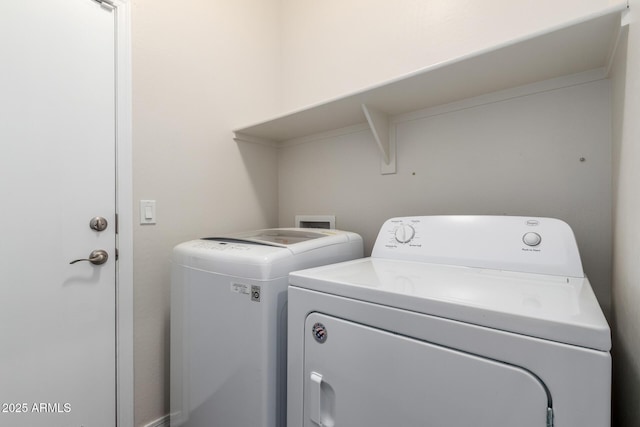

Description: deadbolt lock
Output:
[90,216,108,232]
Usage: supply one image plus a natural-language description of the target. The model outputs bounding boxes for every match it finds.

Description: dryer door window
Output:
[303,313,551,427]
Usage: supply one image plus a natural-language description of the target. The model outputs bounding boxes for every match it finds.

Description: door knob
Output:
[70,249,109,265]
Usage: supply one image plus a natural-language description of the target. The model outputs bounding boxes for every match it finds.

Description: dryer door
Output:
[303,313,551,427]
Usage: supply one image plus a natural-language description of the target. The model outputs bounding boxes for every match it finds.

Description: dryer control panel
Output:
[372,216,584,278]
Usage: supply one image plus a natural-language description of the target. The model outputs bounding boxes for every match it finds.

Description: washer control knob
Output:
[523,232,542,247]
[394,224,415,244]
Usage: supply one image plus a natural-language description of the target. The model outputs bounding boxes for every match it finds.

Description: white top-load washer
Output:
[170,228,362,427]
[287,216,611,427]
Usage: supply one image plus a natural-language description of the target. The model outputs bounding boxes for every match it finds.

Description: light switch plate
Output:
[140,200,156,225]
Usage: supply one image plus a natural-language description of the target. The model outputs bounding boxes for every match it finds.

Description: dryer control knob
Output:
[394,224,415,244]
[523,232,542,247]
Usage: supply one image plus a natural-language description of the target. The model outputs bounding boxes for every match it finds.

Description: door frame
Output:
[111,0,134,426]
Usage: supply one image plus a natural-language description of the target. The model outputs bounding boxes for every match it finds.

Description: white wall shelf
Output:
[233,4,627,172]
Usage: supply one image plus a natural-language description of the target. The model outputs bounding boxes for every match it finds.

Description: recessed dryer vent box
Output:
[295,215,335,229]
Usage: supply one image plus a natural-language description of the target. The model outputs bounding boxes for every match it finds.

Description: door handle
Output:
[310,372,323,426]
[70,249,109,265]
[309,372,335,427]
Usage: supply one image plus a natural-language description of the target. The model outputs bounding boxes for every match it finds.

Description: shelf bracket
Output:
[362,104,396,174]
[233,131,277,147]
[621,7,631,27]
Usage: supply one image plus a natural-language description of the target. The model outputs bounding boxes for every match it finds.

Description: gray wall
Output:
[131,0,281,424]
[611,1,640,425]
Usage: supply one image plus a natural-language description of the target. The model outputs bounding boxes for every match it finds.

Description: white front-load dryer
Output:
[287,216,611,427]
[170,228,363,427]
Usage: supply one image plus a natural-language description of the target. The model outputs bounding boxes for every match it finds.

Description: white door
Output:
[0,0,117,426]
[304,313,551,427]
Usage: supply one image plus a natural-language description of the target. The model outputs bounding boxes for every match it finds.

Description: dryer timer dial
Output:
[394,224,416,244]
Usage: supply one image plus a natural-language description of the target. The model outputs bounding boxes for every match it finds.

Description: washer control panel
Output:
[372,216,584,277]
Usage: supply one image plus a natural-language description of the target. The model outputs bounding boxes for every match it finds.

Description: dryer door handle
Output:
[309,372,324,426]
[309,371,335,427]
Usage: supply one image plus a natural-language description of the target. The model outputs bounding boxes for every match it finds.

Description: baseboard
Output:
[143,414,170,427]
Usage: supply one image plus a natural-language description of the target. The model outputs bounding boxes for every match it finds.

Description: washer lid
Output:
[173,228,362,280]
[206,228,352,254]
[289,258,611,351]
